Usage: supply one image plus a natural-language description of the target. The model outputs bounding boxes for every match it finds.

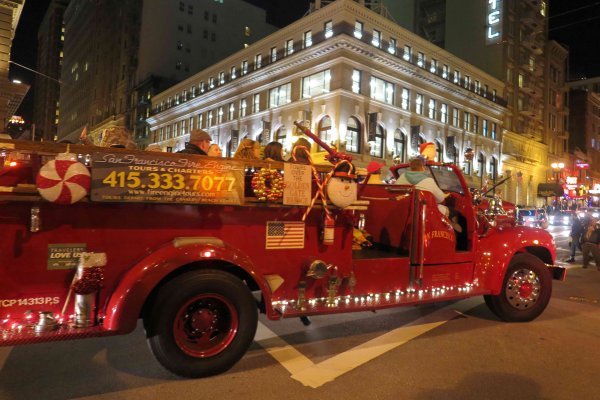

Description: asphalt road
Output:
[1,225,599,400]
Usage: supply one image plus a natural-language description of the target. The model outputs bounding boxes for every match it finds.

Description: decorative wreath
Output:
[251,168,285,201]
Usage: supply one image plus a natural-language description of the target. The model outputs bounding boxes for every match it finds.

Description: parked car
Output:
[517,208,548,229]
[548,210,576,226]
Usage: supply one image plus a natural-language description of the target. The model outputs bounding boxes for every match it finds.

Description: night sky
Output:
[10,0,600,121]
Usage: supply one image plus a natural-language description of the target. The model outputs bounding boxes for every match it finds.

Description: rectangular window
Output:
[475,80,480,94]
[324,20,333,38]
[354,21,363,39]
[199,81,205,93]
[441,103,448,123]
[352,69,361,94]
[388,37,396,54]
[269,83,292,108]
[372,29,381,47]
[482,119,488,136]
[453,70,461,84]
[416,93,423,114]
[209,77,215,89]
[198,114,203,129]
[253,93,260,113]
[401,88,410,110]
[270,47,277,62]
[285,39,294,56]
[302,70,331,98]
[492,89,497,101]
[428,99,436,119]
[442,64,449,79]
[241,60,248,75]
[464,75,471,89]
[483,84,488,96]
[464,112,471,131]
[219,72,225,84]
[304,30,312,48]
[240,99,247,117]
[208,111,213,127]
[430,58,437,74]
[491,123,497,140]
[452,108,460,127]
[218,107,224,124]
[231,66,237,79]
[229,103,235,120]
[370,76,394,105]
[417,52,425,68]
[255,54,262,69]
[473,115,479,133]
[403,45,411,61]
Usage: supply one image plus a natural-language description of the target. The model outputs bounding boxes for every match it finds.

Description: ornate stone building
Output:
[147,0,505,189]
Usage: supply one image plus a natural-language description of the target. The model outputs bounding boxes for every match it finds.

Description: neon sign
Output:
[486,0,503,45]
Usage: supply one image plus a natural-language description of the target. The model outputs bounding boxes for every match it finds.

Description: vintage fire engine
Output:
[0,127,565,378]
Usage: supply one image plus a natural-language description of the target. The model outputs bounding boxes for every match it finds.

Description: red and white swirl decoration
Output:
[36,159,91,204]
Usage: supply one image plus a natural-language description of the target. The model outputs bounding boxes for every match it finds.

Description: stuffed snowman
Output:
[326,164,357,209]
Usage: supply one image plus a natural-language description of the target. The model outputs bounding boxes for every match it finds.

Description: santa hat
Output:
[367,161,385,174]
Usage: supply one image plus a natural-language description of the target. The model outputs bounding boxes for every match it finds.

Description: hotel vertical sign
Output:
[486,0,503,45]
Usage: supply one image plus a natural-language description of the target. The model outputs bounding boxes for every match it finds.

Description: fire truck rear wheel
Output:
[484,253,552,322]
[145,269,258,378]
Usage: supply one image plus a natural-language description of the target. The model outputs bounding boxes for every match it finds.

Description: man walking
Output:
[565,214,584,263]
[582,220,600,269]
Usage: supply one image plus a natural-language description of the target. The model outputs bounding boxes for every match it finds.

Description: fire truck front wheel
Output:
[145,269,258,378]
[484,253,552,322]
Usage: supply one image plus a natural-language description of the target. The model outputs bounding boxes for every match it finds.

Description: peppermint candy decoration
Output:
[36,157,91,204]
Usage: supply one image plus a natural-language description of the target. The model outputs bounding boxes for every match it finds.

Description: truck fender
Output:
[102,237,272,333]
[474,227,555,295]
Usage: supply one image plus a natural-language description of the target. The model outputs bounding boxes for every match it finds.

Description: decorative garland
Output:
[251,168,285,201]
[71,266,104,295]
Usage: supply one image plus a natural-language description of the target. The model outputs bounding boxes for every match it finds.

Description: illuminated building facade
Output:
[147,0,505,189]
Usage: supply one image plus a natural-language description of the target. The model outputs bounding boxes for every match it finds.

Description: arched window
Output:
[318,116,332,150]
[477,152,486,178]
[370,125,385,158]
[436,140,443,162]
[346,117,361,153]
[393,129,406,162]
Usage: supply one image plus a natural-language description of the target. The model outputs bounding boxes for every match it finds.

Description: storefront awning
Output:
[537,183,564,197]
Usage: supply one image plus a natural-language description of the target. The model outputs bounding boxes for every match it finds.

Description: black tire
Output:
[145,269,258,378]
[485,253,552,322]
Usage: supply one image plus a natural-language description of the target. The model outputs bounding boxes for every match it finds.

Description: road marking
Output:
[255,323,314,375]
[256,297,480,388]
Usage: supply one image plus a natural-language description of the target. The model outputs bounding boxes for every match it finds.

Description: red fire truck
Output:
[0,132,564,378]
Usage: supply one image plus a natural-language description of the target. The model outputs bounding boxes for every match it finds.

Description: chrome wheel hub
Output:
[505,268,541,309]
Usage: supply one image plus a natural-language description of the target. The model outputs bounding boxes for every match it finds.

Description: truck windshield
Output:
[429,165,464,195]
[393,165,464,195]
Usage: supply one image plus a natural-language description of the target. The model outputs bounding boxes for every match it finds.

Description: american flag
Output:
[266,221,305,249]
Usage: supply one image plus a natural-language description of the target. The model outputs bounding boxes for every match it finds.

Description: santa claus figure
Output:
[419,142,437,161]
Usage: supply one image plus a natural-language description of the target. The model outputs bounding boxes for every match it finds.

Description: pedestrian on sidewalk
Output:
[565,214,584,263]
[582,220,600,269]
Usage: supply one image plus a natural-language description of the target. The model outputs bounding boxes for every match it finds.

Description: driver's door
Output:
[409,166,475,289]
